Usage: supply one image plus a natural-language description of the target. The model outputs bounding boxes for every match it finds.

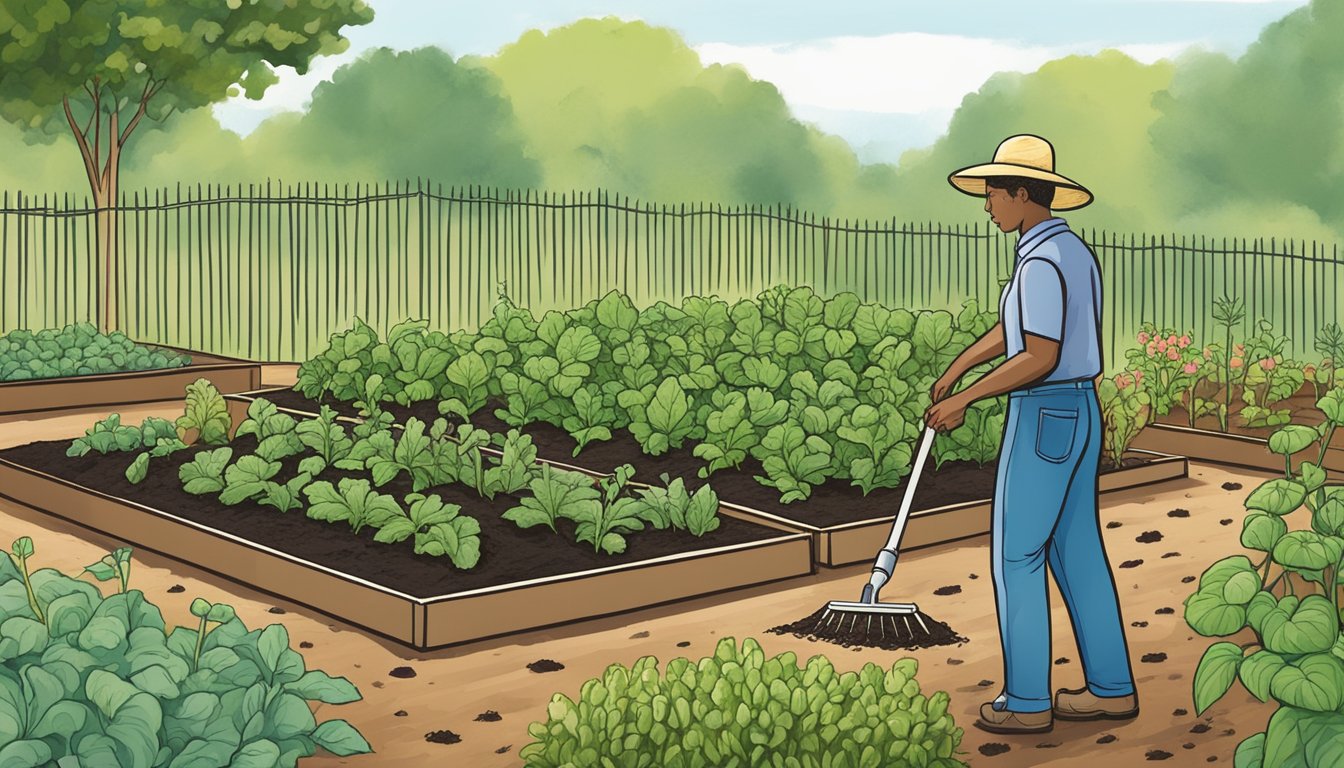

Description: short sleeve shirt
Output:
[998,218,1103,382]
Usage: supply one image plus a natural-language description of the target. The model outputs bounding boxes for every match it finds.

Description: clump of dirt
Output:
[394,710,408,717]
[933,585,962,596]
[977,679,994,687]
[268,607,286,614]
[979,743,1011,757]
[1184,742,1197,750]
[1120,559,1144,569]
[475,711,502,722]
[1036,743,1059,749]
[300,641,314,649]
[1106,521,1123,529]
[1220,519,1234,526]
[1097,734,1117,744]
[767,607,967,651]
[389,666,417,679]
[1156,607,1175,615]
[528,659,565,673]
[167,584,185,593]
[969,573,979,579]
[1190,723,1211,734]
[629,630,649,639]
[1142,653,1168,663]
[1182,576,1196,583]
[1054,657,1070,665]
[1222,482,1243,491]
[1173,708,1188,716]
[1147,749,1173,760]
[1136,530,1164,543]
[496,745,512,754]
[1162,552,1182,558]
[1132,621,1149,627]
[676,641,691,648]
[425,730,461,745]
[947,658,964,666]
[1167,508,1190,518]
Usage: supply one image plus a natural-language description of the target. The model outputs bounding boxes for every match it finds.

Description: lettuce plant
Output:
[303,478,401,534]
[0,537,370,766]
[1184,388,1344,767]
[836,403,916,494]
[628,474,721,536]
[219,455,283,505]
[521,637,966,768]
[573,465,648,554]
[294,405,354,476]
[619,377,697,456]
[177,378,231,445]
[755,421,833,504]
[374,493,481,567]
[693,388,788,477]
[1098,372,1152,468]
[179,447,233,495]
[0,324,190,381]
[234,398,304,461]
[503,464,602,533]
[561,383,616,455]
[67,414,179,457]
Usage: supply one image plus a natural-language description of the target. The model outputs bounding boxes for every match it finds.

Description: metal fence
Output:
[1,182,1340,368]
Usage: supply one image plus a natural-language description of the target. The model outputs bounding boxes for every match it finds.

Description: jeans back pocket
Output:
[1035,407,1079,463]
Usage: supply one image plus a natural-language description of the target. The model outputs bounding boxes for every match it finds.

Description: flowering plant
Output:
[1124,324,1202,419]
[1098,370,1152,469]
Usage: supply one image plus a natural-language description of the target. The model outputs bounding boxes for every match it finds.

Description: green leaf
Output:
[1268,425,1319,457]
[286,671,362,704]
[1257,595,1340,655]
[1222,571,1261,605]
[179,448,233,495]
[1311,498,1344,538]
[126,452,151,484]
[1234,732,1265,768]
[178,379,231,445]
[1241,513,1288,552]
[1194,642,1243,715]
[219,456,282,506]
[0,740,52,768]
[1239,650,1287,702]
[310,719,372,756]
[1273,531,1344,571]
[1268,654,1344,712]
[229,740,281,768]
[1299,462,1328,493]
[1245,479,1307,517]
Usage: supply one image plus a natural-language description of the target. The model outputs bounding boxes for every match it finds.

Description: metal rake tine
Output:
[913,612,930,636]
[902,615,912,638]
[865,614,872,637]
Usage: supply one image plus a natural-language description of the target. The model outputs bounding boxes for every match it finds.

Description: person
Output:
[923,134,1137,735]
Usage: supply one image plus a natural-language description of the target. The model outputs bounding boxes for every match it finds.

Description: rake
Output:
[770,426,965,650]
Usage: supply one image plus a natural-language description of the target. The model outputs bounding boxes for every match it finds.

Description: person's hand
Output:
[931,370,960,404]
[925,394,968,434]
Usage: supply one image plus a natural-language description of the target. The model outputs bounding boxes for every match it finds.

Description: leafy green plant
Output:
[1312,322,1343,394]
[374,493,481,568]
[934,398,1004,468]
[754,421,833,504]
[363,417,437,490]
[1240,354,1304,430]
[179,447,234,495]
[521,637,966,767]
[693,388,787,477]
[125,434,189,484]
[628,474,721,536]
[486,429,541,496]
[295,405,354,476]
[177,378,231,445]
[0,323,190,381]
[561,383,616,454]
[235,397,304,460]
[619,377,697,456]
[1124,324,1202,418]
[219,455,284,505]
[67,413,179,457]
[1098,371,1153,468]
[304,478,401,533]
[1184,387,1344,767]
[835,403,916,494]
[570,465,648,554]
[0,536,371,765]
[502,464,602,533]
[1213,294,1248,432]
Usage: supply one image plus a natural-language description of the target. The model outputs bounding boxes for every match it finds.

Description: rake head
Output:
[769,601,966,651]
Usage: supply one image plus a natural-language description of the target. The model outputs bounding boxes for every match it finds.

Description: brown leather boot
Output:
[974,702,1054,734]
[1053,687,1140,721]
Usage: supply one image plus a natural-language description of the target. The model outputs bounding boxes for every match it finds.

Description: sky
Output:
[212,0,1310,164]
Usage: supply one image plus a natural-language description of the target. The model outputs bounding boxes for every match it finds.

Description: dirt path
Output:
[0,383,1275,766]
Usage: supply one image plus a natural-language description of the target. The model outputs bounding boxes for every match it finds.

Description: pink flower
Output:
[1116,375,1131,390]
[1137,331,1150,344]
[1260,358,1276,371]
[1184,362,1199,374]
[1157,339,1168,353]
[1179,335,1191,348]
[1167,348,1180,361]
[1203,347,1213,360]
[1231,357,1243,369]
[1167,334,1179,346]
[1304,364,1317,376]
[1134,370,1145,384]
[1235,343,1245,353]
[1146,341,1157,357]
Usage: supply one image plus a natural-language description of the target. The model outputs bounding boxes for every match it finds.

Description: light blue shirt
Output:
[998,217,1103,382]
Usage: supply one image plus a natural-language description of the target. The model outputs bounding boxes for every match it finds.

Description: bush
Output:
[0,323,190,382]
[0,536,371,766]
[521,637,966,768]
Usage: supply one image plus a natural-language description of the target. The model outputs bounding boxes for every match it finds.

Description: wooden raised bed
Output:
[234,388,1191,567]
[0,400,811,649]
[1131,422,1344,475]
[0,343,261,418]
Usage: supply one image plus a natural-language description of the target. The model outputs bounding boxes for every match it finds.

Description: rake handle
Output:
[862,425,937,603]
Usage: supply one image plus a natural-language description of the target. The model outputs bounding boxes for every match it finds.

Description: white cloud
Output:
[693,33,1200,116]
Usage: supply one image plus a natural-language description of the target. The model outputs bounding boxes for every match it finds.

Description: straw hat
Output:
[947,134,1093,210]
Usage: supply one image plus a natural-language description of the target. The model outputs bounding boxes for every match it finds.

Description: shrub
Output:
[1099,370,1153,468]
[520,637,967,768]
[0,536,371,766]
[0,324,190,382]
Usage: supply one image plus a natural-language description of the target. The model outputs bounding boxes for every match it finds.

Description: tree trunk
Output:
[94,169,118,332]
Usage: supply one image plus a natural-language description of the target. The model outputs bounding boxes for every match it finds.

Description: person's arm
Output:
[953,334,1059,403]
[932,321,1006,402]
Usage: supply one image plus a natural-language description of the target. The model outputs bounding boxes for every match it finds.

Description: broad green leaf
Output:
[310,719,372,756]
[1184,590,1248,637]
[1311,498,1344,537]
[1258,595,1340,655]
[0,740,52,768]
[1273,531,1344,571]
[1245,479,1307,517]
[1239,650,1286,702]
[1234,732,1265,768]
[1268,653,1344,712]
[286,671,361,704]
[1193,642,1242,715]
[126,452,151,484]
[1222,571,1261,605]
[230,740,281,768]
[1241,513,1288,552]
[1268,425,1319,457]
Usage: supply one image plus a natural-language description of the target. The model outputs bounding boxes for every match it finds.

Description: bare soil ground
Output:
[0,368,1277,766]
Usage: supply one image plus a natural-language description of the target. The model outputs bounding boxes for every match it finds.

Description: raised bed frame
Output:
[228,388,1191,567]
[1132,422,1344,475]
[0,401,812,649]
[0,343,261,418]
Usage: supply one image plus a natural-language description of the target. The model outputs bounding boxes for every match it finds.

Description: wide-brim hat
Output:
[947,134,1093,210]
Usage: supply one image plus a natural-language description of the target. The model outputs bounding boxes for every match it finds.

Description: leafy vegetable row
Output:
[296,286,1005,503]
[0,536,370,766]
[0,323,190,382]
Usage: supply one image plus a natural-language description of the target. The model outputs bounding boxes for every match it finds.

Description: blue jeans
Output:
[990,380,1136,713]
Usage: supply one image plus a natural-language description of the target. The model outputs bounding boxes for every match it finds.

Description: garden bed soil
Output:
[0,416,811,648]
[0,344,261,417]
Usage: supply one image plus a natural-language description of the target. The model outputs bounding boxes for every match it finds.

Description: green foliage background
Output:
[2,4,1341,243]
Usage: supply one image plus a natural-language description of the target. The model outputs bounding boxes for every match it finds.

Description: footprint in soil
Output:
[1106,521,1123,529]
[1167,508,1190,518]
[1222,482,1243,491]
[979,743,1011,757]
[1220,519,1234,526]
[1142,653,1168,663]
[1147,749,1174,760]
[1120,560,1144,569]
[1135,531,1164,544]
[1097,734,1117,744]
[167,585,185,594]
[629,631,650,639]
[388,666,417,679]
[475,711,502,722]
[425,730,461,745]
[933,585,962,596]
[1156,607,1176,615]
[528,659,565,673]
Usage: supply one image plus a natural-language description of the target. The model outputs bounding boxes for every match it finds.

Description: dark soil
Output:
[389,666,417,679]
[946,658,963,666]
[394,710,408,717]
[933,585,962,596]
[1162,552,1181,558]
[528,659,565,673]
[300,641,314,649]
[629,631,649,639]
[1173,709,1188,717]
[977,679,994,687]
[767,605,966,651]
[1097,735,1117,744]
[1147,750,1173,760]
[979,743,1011,757]
[496,746,511,754]
[1106,521,1123,529]
[268,606,286,614]
[1220,519,1234,526]
[1168,508,1190,518]
[1190,723,1211,734]
[167,584,185,593]
[260,390,1149,529]
[1135,531,1164,543]
[1221,482,1243,491]
[474,711,502,722]
[425,730,461,745]
[1132,621,1149,627]
[676,641,691,648]
[1142,653,1168,663]
[1120,560,1144,569]
[1182,576,1196,583]
[1055,657,1070,665]
[1156,607,1175,615]
[0,437,778,599]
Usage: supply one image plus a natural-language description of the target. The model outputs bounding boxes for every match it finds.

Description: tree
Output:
[0,0,374,331]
